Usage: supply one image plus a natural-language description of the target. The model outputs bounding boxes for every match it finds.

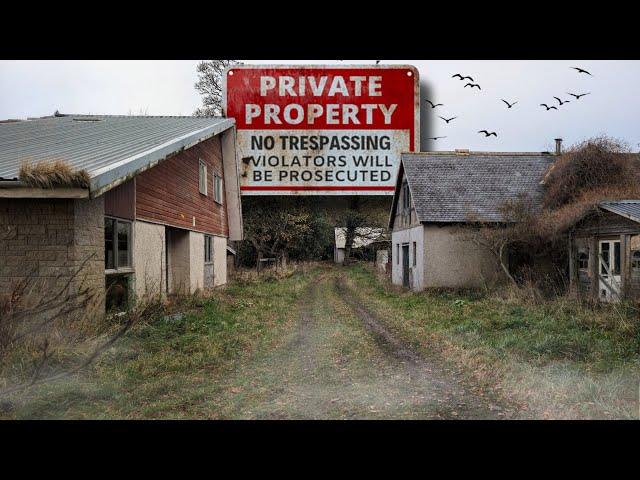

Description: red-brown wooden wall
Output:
[135,135,228,237]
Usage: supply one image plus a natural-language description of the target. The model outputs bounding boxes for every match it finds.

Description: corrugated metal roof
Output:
[599,200,640,224]
[396,151,554,224]
[0,114,234,195]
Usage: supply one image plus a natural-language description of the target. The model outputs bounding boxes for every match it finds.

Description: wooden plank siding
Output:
[135,135,228,237]
[104,179,135,220]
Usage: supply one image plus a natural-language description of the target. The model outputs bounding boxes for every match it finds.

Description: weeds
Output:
[19,160,90,189]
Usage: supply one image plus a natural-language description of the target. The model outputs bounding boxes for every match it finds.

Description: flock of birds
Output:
[424,66,593,141]
[337,62,594,142]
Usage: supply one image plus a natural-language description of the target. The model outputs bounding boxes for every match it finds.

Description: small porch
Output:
[568,201,640,302]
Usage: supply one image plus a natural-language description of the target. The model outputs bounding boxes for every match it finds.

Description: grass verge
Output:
[0,267,316,419]
[343,264,640,419]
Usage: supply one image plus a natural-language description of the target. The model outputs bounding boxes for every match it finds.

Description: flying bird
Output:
[567,92,590,100]
[452,73,474,81]
[425,99,444,108]
[540,104,558,111]
[553,96,570,106]
[375,60,381,65]
[464,83,481,90]
[571,67,592,76]
[478,130,497,137]
[438,116,457,123]
[501,99,517,108]
[427,136,447,140]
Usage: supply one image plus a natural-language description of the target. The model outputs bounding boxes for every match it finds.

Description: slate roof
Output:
[391,151,555,225]
[0,114,234,195]
[599,200,640,224]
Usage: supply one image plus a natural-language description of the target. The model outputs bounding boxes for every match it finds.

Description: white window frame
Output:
[213,174,223,204]
[199,159,208,196]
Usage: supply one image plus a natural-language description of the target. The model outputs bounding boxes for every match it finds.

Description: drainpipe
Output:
[555,138,563,155]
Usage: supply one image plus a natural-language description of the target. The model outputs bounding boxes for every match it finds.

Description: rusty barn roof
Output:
[0,114,234,195]
[390,151,555,226]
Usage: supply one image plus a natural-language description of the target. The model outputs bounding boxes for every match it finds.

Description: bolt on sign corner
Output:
[224,65,420,195]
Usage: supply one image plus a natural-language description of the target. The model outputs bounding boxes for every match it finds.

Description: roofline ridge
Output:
[403,151,554,156]
[47,113,227,120]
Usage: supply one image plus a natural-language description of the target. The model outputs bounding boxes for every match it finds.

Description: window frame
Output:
[631,250,640,271]
[577,250,589,271]
[199,159,208,196]
[105,216,133,274]
[213,174,223,204]
[396,244,400,265]
[413,241,417,267]
[204,235,214,264]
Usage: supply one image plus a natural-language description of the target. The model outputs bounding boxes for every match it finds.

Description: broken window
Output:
[632,251,640,271]
[105,217,132,271]
[578,250,589,271]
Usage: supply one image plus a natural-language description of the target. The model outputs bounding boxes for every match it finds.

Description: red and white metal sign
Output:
[224,65,419,195]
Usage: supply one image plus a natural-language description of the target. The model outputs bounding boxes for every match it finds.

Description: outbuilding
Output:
[567,200,640,302]
[388,150,554,291]
[0,114,243,313]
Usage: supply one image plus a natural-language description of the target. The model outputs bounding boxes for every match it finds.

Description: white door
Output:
[598,240,621,302]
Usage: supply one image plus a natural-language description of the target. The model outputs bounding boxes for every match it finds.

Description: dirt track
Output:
[214,269,514,419]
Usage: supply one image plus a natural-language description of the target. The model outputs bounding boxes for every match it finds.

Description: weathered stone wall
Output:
[0,197,104,318]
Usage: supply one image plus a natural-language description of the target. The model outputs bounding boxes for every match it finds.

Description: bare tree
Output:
[337,197,387,265]
[0,255,154,398]
[194,60,243,117]
[463,194,540,288]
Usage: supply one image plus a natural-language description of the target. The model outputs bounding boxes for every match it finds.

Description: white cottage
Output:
[388,151,554,291]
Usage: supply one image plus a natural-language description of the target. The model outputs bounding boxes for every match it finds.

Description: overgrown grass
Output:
[344,264,640,419]
[0,267,316,419]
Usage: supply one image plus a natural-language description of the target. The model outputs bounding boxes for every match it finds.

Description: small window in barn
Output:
[199,159,208,196]
[105,218,115,270]
[204,235,213,263]
[578,250,589,271]
[105,217,132,272]
[117,221,131,268]
[396,244,400,264]
[413,242,417,266]
[213,174,223,204]
[632,251,640,271]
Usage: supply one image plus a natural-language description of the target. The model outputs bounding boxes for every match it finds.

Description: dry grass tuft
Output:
[19,160,90,189]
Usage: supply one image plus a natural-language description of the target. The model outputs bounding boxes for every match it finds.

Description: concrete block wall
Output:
[0,197,105,317]
[133,220,166,299]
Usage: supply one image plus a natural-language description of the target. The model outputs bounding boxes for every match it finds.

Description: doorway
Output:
[402,244,410,288]
[598,239,621,302]
[165,226,190,295]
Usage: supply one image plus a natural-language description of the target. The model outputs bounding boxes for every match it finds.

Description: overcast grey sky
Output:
[1,60,638,152]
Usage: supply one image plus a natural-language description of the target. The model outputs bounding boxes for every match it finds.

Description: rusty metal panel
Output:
[224,65,419,196]
[104,178,135,220]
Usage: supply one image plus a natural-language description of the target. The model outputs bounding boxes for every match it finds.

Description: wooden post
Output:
[590,236,599,300]
[621,234,629,298]
[568,233,576,298]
